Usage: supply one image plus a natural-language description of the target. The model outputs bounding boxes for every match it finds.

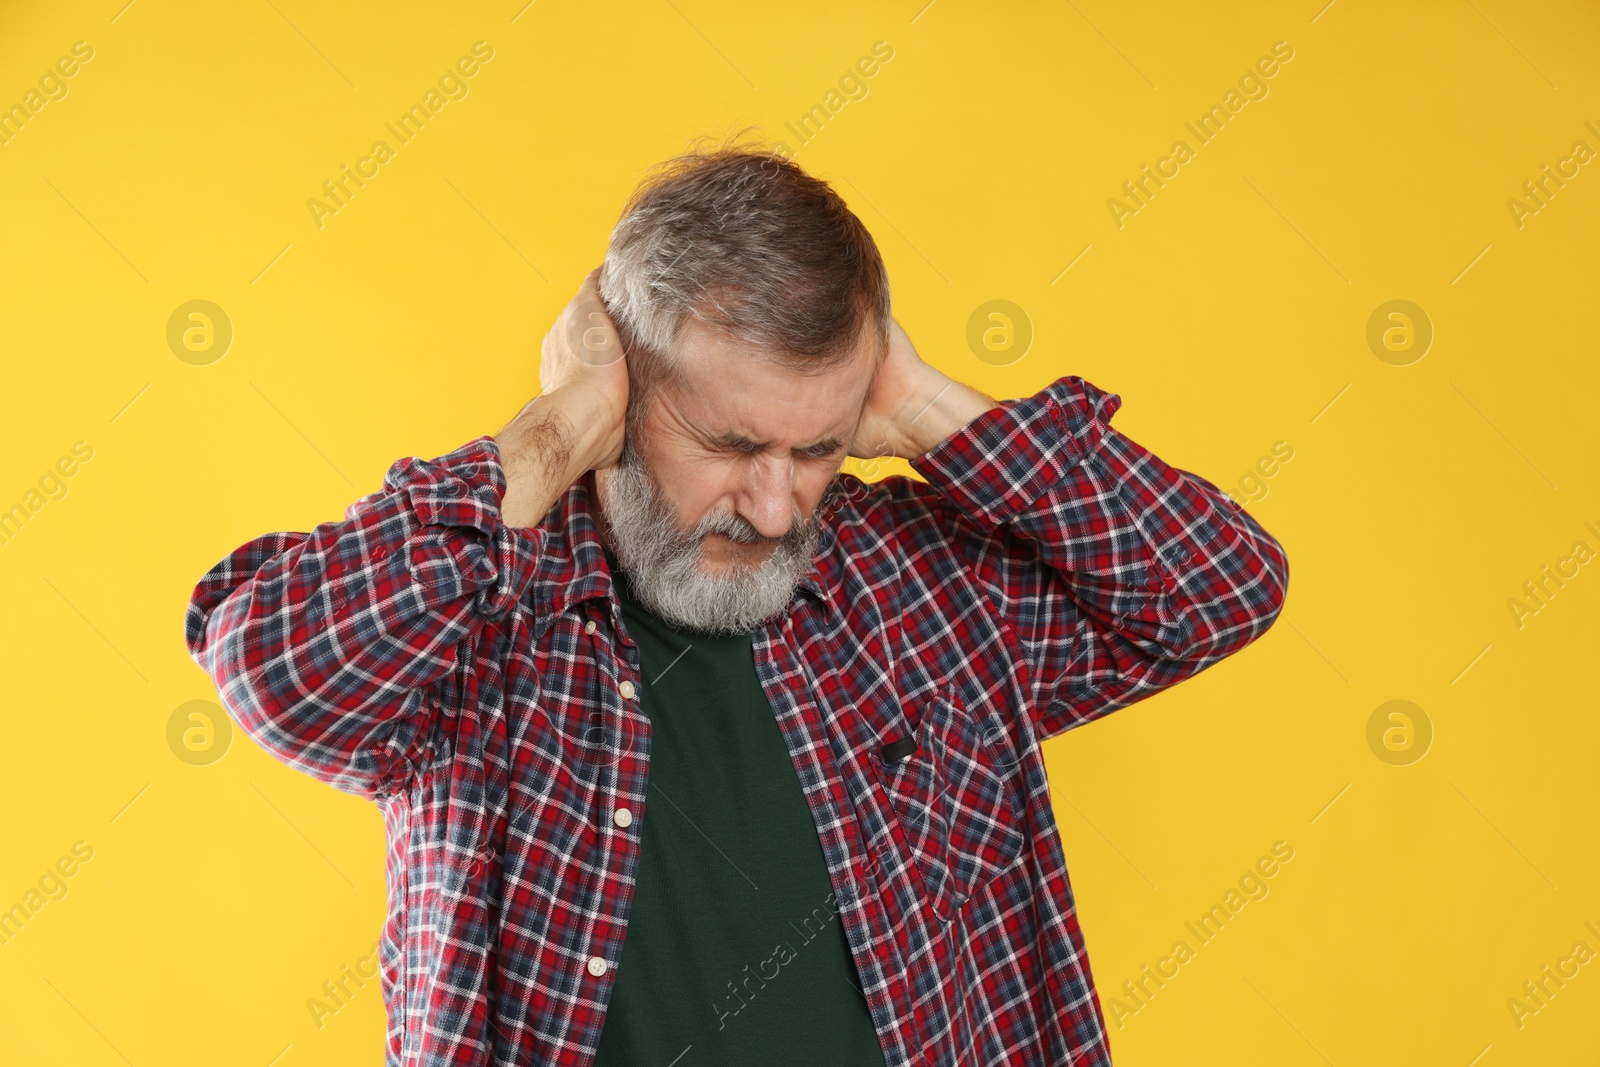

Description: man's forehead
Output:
[669,327,873,443]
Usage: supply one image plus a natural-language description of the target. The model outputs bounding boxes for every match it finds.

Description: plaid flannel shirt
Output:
[184,373,1288,1066]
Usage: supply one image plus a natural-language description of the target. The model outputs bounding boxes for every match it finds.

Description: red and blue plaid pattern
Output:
[185,373,1288,1066]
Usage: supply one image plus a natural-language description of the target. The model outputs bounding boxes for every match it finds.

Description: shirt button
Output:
[613,807,633,828]
[584,620,596,635]
[587,956,608,977]
[619,680,635,699]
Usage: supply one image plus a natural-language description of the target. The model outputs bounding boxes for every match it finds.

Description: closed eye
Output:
[721,440,842,459]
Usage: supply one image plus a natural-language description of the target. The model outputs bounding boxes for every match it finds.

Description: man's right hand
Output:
[494,267,630,528]
[539,266,629,470]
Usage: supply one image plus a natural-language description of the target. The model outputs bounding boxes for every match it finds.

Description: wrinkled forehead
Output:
[667,323,879,439]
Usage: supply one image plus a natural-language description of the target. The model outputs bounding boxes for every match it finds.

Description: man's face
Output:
[594,316,879,635]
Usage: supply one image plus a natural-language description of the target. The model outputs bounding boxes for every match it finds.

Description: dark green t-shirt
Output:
[591,552,887,1067]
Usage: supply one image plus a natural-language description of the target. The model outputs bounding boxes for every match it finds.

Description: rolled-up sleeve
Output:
[905,375,1289,740]
[184,435,543,797]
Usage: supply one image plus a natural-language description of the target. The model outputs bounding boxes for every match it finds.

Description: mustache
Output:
[696,509,812,548]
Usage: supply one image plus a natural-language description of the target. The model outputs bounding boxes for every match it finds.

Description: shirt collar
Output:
[538,468,839,626]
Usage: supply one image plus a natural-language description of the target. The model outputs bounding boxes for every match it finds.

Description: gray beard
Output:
[595,435,828,636]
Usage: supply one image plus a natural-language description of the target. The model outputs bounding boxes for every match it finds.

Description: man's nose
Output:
[739,453,798,540]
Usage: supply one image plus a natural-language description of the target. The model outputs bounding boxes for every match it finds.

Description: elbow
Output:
[191,629,291,756]
[1233,532,1291,652]
[1176,533,1290,661]
[186,598,309,767]
[1255,529,1290,635]
[210,661,396,798]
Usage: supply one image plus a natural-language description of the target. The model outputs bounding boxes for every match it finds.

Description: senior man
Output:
[186,143,1288,1066]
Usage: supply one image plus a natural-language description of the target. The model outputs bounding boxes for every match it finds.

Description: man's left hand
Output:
[849,317,997,463]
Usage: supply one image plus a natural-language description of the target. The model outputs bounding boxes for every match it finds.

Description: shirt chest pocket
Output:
[875,686,1027,918]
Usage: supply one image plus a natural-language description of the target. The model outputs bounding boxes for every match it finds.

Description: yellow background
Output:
[2,0,1597,1063]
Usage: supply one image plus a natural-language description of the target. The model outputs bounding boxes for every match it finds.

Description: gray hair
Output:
[597,134,891,438]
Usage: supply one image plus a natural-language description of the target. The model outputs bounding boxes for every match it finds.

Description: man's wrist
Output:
[897,368,1000,458]
[494,388,608,527]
